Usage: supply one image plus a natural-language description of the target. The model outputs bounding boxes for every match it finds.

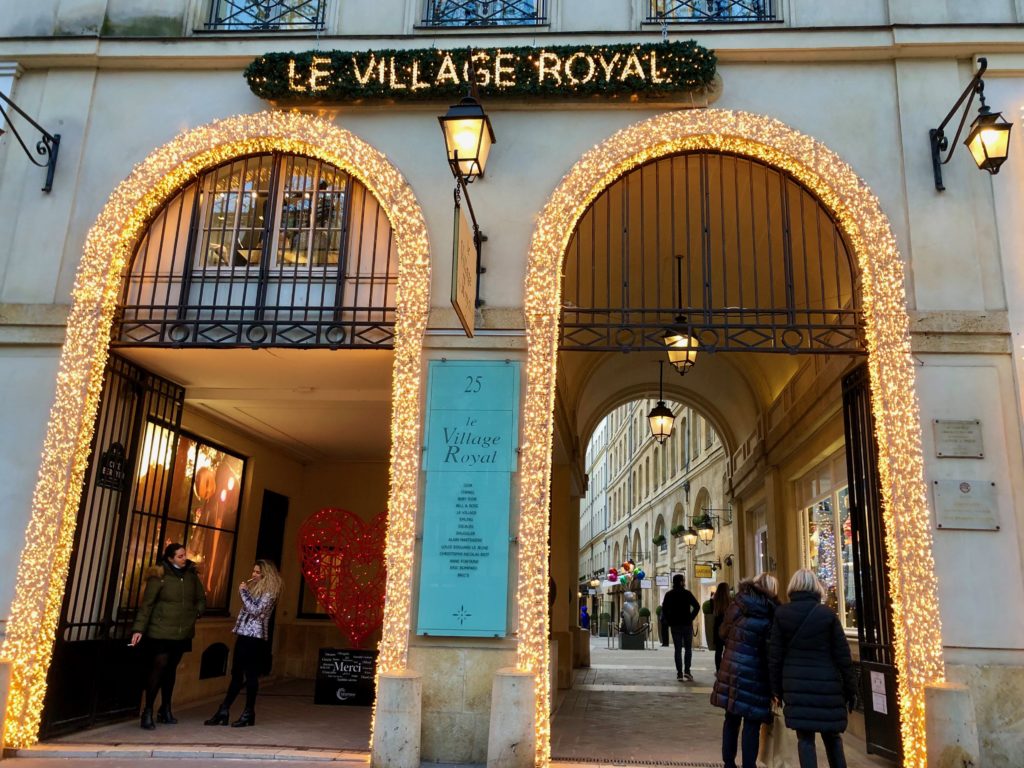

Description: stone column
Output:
[487,669,536,768]
[0,660,10,760]
[925,682,980,768]
[371,671,421,768]
[577,627,591,667]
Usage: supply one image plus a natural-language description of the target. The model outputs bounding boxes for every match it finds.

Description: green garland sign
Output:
[245,41,716,104]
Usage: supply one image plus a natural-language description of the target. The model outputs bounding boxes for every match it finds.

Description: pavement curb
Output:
[8,744,371,762]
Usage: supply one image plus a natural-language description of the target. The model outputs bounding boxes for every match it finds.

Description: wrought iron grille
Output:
[115,152,398,349]
[205,0,325,31]
[42,355,185,736]
[646,0,777,23]
[560,152,863,355]
[420,0,547,27]
[841,365,894,667]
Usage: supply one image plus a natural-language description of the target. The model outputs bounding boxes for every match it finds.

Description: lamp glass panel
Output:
[683,529,698,548]
[648,413,674,443]
[966,114,1011,170]
[666,333,698,370]
[443,116,491,177]
[697,526,715,543]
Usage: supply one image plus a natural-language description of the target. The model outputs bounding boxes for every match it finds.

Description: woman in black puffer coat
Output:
[769,569,858,768]
[711,572,779,768]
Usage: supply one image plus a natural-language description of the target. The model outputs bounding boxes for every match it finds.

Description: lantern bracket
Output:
[0,89,60,193]
[929,57,1001,191]
[453,161,486,308]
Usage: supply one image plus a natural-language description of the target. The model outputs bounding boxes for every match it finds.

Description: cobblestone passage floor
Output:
[11,640,896,766]
[551,637,894,768]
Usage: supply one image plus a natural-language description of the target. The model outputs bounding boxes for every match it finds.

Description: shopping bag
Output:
[760,707,799,768]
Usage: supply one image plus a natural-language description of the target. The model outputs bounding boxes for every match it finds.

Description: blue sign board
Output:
[416,360,519,637]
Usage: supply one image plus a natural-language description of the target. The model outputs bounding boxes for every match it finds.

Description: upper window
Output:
[205,0,326,31]
[118,152,398,348]
[419,0,548,28]
[645,0,778,24]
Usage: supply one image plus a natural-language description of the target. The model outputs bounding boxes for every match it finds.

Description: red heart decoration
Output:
[297,508,387,649]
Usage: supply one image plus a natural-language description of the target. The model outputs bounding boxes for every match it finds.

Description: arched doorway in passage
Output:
[521,110,941,768]
[1,112,431,750]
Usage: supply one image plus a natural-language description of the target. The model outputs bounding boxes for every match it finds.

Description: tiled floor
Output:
[24,643,896,767]
[50,678,372,752]
[551,638,895,768]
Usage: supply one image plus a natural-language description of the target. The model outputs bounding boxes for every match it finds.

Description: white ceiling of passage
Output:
[118,347,393,463]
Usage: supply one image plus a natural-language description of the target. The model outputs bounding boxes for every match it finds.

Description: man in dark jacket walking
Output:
[769,569,858,768]
[661,573,700,681]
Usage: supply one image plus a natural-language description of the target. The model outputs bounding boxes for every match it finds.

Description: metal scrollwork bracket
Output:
[0,90,60,193]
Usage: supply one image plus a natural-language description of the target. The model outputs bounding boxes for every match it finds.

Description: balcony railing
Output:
[205,0,325,31]
[646,0,777,23]
[420,0,548,27]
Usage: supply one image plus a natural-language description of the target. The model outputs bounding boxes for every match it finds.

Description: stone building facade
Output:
[1,2,1023,766]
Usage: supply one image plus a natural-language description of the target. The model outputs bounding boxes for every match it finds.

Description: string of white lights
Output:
[520,109,943,768]
[0,111,430,748]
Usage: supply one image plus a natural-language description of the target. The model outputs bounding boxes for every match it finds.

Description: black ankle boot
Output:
[140,708,156,730]
[156,705,178,724]
[230,709,255,727]
[204,707,230,726]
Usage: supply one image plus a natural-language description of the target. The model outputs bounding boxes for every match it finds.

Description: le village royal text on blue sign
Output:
[416,360,519,637]
[245,41,716,104]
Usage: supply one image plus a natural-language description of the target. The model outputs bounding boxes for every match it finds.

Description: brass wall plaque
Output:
[932,479,999,530]
[933,419,983,458]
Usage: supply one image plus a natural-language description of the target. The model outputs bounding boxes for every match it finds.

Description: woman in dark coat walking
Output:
[130,543,206,730]
[711,572,779,768]
[769,569,858,768]
[711,581,731,672]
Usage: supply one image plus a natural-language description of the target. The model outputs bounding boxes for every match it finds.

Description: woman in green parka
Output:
[130,543,206,730]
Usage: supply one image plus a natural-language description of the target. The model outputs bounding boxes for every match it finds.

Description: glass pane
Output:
[185,527,235,610]
[135,421,177,516]
[275,156,347,268]
[118,512,166,612]
[187,446,243,532]
[808,499,841,614]
[299,579,328,616]
[163,520,186,553]
[837,487,857,628]
[166,435,196,523]
[196,156,273,268]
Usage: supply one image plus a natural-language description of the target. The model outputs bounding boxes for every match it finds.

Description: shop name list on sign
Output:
[245,41,717,104]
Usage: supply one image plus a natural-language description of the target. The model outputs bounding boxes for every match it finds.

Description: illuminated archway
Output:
[1,111,429,747]
[519,109,941,767]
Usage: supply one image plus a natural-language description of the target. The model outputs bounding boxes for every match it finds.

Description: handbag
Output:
[759,704,799,768]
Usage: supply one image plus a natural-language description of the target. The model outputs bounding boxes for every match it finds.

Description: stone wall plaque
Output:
[932,479,999,530]
[933,419,983,458]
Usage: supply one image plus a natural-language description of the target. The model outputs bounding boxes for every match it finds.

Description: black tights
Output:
[144,648,184,711]
[221,636,266,712]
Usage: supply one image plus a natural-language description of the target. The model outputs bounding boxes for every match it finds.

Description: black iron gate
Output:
[42,354,185,737]
[842,364,900,760]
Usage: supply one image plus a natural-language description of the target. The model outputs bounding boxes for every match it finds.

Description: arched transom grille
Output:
[116,152,398,348]
[561,152,863,354]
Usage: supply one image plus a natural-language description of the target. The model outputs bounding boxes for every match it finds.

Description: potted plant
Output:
[691,513,710,529]
[638,607,651,625]
[671,524,685,538]
[652,533,667,547]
